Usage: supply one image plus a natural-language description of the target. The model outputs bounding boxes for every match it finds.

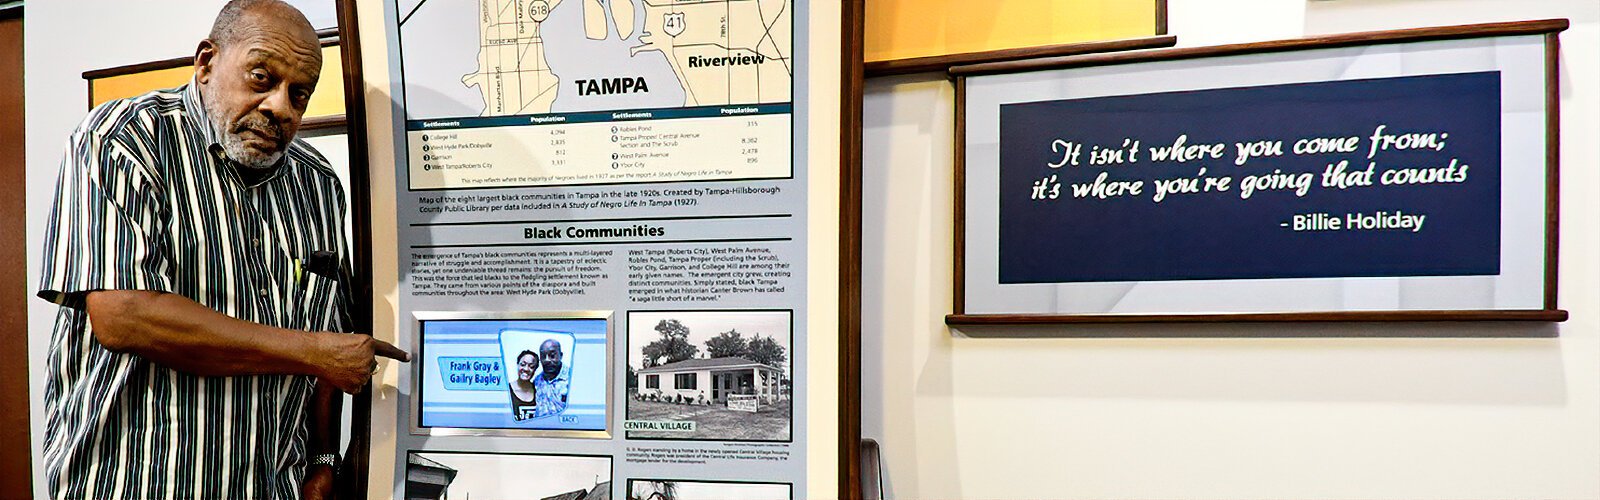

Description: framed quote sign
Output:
[949,20,1569,324]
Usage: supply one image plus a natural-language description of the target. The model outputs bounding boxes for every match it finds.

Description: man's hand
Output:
[314,333,410,394]
[301,463,335,500]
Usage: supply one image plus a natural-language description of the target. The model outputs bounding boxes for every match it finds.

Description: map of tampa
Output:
[457,0,792,116]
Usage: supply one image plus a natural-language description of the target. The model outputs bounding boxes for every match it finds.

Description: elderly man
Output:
[534,339,570,417]
[36,1,405,498]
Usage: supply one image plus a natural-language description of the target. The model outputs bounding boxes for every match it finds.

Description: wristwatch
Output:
[309,453,339,468]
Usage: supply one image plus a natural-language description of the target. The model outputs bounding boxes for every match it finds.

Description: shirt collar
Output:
[181,78,224,152]
[181,77,291,187]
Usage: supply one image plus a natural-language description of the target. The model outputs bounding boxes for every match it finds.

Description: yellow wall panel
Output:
[865,0,1162,62]
[90,45,346,119]
[90,66,194,107]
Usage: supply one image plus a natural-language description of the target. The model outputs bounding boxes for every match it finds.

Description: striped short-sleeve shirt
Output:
[37,80,349,499]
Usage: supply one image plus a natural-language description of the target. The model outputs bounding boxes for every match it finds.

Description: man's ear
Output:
[194,39,219,84]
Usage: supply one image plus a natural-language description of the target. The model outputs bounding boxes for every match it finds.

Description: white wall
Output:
[861,1,1600,499]
[24,3,350,499]
[27,5,221,498]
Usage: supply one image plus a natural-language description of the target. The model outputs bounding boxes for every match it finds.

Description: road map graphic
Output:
[400,0,791,119]
[396,0,794,190]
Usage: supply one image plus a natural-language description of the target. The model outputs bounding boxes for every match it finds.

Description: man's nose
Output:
[258,87,298,126]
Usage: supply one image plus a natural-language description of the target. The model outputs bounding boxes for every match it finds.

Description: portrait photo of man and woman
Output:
[500,329,574,421]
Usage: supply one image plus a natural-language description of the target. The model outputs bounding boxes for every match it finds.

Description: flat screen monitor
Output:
[412,311,612,438]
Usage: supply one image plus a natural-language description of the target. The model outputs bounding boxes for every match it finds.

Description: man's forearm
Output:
[303,383,341,500]
[307,380,342,457]
[85,290,328,378]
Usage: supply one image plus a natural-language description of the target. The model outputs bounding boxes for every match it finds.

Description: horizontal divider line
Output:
[949,19,1569,77]
[411,237,793,249]
[411,213,792,227]
[946,309,1569,326]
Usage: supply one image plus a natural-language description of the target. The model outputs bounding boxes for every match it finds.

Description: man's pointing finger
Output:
[372,339,410,362]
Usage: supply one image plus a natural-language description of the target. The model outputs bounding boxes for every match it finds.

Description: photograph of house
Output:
[403,452,611,500]
[626,310,793,441]
[636,357,783,405]
[627,479,790,500]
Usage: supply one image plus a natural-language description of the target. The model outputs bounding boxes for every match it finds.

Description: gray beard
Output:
[204,102,284,170]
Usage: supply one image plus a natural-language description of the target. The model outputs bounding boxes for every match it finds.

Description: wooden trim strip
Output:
[1154,0,1169,36]
[947,309,1570,325]
[864,35,1175,78]
[331,0,375,498]
[839,0,865,496]
[300,114,347,131]
[951,76,966,316]
[82,36,343,80]
[0,14,32,499]
[1544,31,1562,310]
[951,18,1570,77]
[83,55,194,80]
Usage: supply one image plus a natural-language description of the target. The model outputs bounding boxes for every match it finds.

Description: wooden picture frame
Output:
[864,0,1171,77]
[948,19,1569,325]
[81,27,350,130]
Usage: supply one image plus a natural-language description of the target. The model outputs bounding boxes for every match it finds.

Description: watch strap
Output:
[309,453,339,468]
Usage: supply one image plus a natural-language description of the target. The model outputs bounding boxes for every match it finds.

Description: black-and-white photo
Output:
[404,452,611,500]
[625,310,793,441]
[627,479,790,500]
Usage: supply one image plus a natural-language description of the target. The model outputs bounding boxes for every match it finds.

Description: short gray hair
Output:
[207,0,299,48]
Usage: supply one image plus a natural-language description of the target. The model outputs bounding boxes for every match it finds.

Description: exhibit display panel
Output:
[950,20,1568,324]
[350,0,848,496]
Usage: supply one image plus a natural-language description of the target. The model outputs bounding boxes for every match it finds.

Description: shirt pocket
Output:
[294,273,341,332]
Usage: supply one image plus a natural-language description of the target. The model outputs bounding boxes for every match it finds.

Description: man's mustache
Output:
[232,114,283,141]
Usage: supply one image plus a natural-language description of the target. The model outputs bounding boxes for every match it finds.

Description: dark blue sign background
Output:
[997,72,1502,284]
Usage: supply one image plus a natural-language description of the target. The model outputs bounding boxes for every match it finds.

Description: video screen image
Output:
[418,316,608,432]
